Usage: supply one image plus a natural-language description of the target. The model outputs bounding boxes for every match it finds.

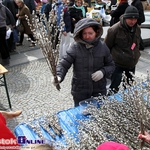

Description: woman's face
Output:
[16,2,23,8]
[75,0,82,6]
[82,27,97,41]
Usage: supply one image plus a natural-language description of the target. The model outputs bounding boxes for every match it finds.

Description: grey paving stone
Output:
[1,59,73,132]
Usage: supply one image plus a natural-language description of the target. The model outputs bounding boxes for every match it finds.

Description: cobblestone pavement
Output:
[12,36,40,54]
[1,59,74,132]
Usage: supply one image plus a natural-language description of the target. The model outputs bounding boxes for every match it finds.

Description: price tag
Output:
[131,43,136,50]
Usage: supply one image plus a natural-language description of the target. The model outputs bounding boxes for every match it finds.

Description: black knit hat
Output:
[123,5,139,19]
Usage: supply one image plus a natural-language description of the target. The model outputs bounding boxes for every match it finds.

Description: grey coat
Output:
[56,18,115,100]
[0,3,15,28]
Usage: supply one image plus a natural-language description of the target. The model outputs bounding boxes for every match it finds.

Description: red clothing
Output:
[0,113,20,150]
[35,0,41,3]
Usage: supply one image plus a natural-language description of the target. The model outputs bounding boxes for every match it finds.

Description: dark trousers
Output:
[139,36,145,50]
[19,32,35,44]
[110,66,135,93]
[0,27,10,59]
[6,32,13,52]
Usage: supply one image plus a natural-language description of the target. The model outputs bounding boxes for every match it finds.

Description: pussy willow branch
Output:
[26,8,64,90]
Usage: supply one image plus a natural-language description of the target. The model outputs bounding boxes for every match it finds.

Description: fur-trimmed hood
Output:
[73,18,103,44]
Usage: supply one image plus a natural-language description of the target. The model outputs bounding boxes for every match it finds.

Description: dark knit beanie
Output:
[123,5,139,19]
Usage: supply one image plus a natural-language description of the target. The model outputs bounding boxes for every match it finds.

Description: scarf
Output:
[73,4,86,17]
[80,37,100,49]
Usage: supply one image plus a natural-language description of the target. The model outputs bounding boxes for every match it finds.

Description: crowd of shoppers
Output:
[0,0,89,66]
[0,1,149,149]
[0,0,146,65]
[15,0,36,47]
[0,0,36,66]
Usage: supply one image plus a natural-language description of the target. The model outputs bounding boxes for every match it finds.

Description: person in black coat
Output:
[131,0,145,25]
[68,0,87,33]
[3,0,19,52]
[23,0,36,14]
[3,0,18,21]
[0,2,15,65]
[110,0,129,26]
[44,0,52,21]
[132,0,145,50]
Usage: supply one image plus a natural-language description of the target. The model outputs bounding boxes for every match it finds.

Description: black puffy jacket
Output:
[56,18,115,101]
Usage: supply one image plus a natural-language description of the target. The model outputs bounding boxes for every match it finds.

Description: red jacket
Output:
[0,113,20,150]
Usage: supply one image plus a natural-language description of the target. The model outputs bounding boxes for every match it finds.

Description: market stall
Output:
[14,80,150,149]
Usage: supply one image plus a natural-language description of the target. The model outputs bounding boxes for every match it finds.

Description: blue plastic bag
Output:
[13,28,19,43]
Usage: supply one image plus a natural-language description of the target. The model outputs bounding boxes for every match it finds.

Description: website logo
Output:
[17,136,45,144]
[0,138,18,145]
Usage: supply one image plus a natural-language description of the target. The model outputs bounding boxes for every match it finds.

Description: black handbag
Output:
[16,19,24,33]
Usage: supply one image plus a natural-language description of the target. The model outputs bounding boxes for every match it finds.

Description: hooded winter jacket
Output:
[56,18,115,101]
[104,16,141,69]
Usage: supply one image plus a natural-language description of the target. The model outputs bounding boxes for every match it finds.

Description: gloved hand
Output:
[92,70,104,82]
[51,76,61,86]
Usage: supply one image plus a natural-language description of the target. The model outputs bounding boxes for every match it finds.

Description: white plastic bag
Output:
[100,8,106,19]
[90,9,103,25]
[16,19,20,27]
[6,28,12,39]
[111,4,118,11]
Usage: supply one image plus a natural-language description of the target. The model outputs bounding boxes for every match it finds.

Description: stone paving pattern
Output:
[1,59,74,132]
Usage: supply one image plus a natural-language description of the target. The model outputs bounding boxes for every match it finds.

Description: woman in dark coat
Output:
[110,0,129,26]
[68,0,87,33]
[131,0,145,25]
[52,18,115,106]
[44,0,52,21]
[15,0,36,47]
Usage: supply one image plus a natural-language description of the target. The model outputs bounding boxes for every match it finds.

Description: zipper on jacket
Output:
[89,48,94,94]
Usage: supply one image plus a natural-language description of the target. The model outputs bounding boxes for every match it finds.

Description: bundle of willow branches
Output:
[26,7,65,90]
